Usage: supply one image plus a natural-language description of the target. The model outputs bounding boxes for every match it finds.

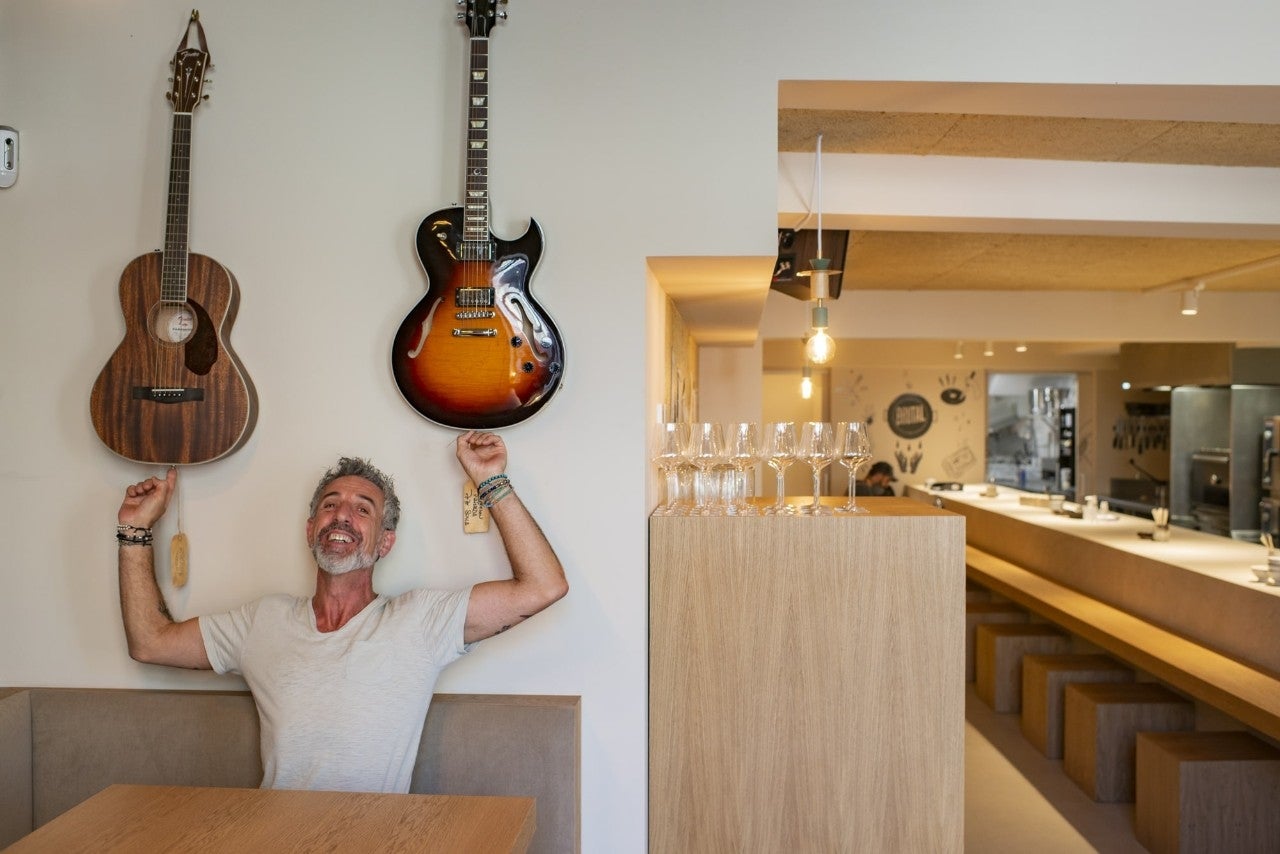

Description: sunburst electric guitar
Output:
[391,0,564,430]
[91,11,257,465]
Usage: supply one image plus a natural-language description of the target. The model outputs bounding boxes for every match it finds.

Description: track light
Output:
[800,366,813,399]
[953,341,963,360]
[1015,342,1028,353]
[1181,282,1205,316]
[983,341,994,357]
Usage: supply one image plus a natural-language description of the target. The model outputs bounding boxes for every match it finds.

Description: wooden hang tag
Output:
[170,531,190,587]
[463,480,490,534]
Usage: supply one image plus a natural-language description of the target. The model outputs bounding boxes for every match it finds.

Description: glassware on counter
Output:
[837,421,872,514]
[724,421,761,515]
[685,422,726,515]
[652,422,690,515]
[763,421,798,516]
[798,421,837,516]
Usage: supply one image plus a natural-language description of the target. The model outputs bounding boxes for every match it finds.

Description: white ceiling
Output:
[657,81,1280,349]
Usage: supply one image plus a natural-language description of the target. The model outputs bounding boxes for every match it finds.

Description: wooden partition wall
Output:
[649,498,965,852]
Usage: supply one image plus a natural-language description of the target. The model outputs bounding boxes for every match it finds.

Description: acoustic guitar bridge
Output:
[132,386,205,403]
[452,329,497,338]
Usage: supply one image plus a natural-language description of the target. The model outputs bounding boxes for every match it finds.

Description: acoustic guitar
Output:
[90,11,257,465]
[391,0,564,430]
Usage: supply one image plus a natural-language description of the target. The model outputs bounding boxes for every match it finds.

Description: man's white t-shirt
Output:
[199,587,472,793]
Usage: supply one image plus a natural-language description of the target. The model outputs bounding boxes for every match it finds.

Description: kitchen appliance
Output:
[1260,498,1279,538]
[1261,416,1280,539]
[1190,449,1231,537]
[1057,406,1076,492]
[1263,416,1280,495]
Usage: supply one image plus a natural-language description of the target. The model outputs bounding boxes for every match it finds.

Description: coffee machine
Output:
[1261,416,1280,538]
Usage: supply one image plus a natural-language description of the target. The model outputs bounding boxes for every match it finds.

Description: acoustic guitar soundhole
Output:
[149,302,196,345]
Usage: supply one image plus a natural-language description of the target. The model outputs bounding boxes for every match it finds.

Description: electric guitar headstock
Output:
[459,0,508,38]
[166,9,212,113]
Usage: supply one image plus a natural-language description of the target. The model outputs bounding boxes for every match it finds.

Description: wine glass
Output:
[651,422,690,515]
[837,421,872,514]
[762,422,798,515]
[798,421,837,515]
[684,422,726,514]
[724,422,761,515]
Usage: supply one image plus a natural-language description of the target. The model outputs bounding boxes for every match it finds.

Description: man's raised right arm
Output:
[117,468,211,670]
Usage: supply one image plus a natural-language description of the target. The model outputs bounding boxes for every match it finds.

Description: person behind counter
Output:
[856,461,898,497]
[114,431,568,794]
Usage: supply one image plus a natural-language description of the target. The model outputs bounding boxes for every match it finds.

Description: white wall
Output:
[7,2,1280,851]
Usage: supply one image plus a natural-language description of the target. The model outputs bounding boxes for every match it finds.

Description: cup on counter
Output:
[983,483,998,498]
[1151,507,1171,541]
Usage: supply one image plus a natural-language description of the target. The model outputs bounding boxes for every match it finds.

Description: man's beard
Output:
[312,524,378,575]
[313,545,376,575]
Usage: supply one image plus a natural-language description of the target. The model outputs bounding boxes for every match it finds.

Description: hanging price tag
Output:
[463,480,490,534]
[170,531,189,587]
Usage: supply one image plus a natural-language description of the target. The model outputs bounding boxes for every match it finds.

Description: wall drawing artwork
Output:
[829,365,986,487]
[887,393,933,440]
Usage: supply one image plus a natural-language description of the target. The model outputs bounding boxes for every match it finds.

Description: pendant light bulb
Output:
[805,303,835,365]
[805,329,836,365]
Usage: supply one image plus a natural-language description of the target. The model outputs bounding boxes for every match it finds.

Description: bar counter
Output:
[650,498,965,852]
[907,484,1280,676]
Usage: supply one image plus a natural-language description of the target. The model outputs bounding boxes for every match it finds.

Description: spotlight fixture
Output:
[800,366,813,400]
[983,341,994,357]
[953,341,963,360]
[1015,342,1028,353]
[1181,282,1205,316]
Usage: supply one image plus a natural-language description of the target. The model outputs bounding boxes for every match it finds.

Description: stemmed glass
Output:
[798,421,837,515]
[762,422,798,515]
[684,422,726,514]
[837,421,872,514]
[652,422,690,515]
[724,422,761,515]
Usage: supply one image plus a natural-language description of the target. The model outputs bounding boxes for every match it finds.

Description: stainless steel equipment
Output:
[1190,449,1231,537]
[1262,416,1280,538]
[1263,416,1280,495]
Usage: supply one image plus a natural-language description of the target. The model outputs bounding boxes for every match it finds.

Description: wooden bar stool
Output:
[1063,681,1193,802]
[1020,654,1133,759]
[1135,730,1280,854]
[974,623,1070,713]
[965,601,1029,683]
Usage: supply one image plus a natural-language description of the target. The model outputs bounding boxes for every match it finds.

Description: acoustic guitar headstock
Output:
[460,0,509,38]
[165,9,212,113]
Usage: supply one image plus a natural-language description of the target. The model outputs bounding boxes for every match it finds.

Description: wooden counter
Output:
[649,498,965,852]
[5,784,535,853]
[907,484,1280,676]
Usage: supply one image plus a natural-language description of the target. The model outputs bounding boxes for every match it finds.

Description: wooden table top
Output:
[6,784,535,853]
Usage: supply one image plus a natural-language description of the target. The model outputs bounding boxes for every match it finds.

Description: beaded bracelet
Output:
[478,473,512,507]
[116,523,154,546]
[476,473,508,491]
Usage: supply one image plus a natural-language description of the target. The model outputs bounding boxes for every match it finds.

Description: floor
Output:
[964,685,1148,853]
